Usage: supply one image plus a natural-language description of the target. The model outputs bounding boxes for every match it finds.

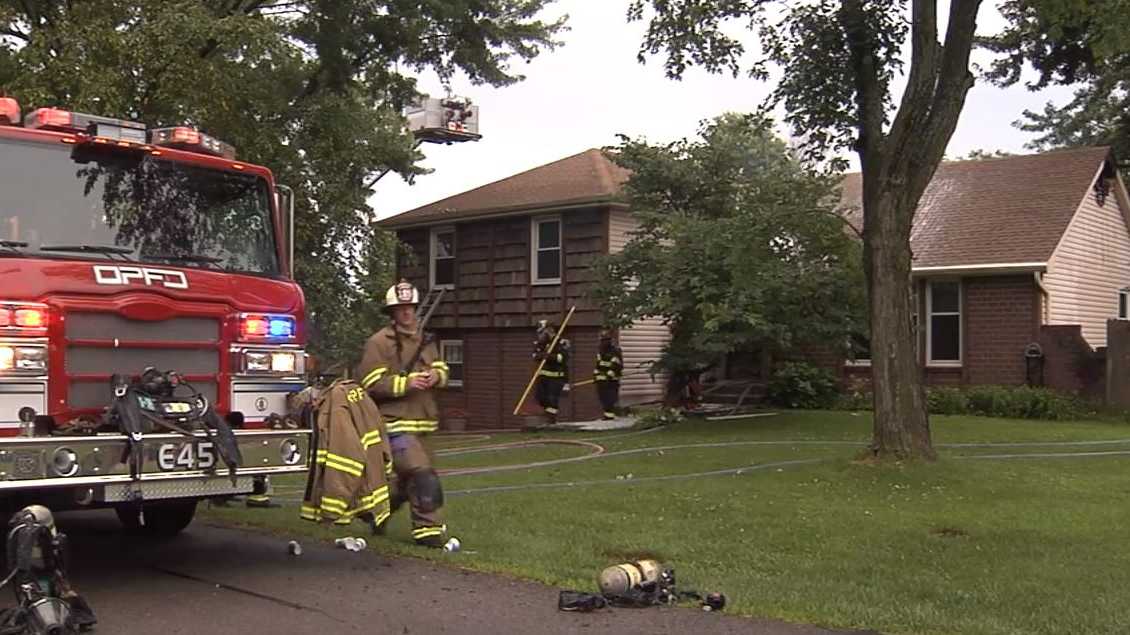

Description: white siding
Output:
[608,208,638,252]
[608,209,669,403]
[1045,174,1130,348]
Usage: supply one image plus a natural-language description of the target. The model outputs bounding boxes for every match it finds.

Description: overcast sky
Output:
[370,1,1078,220]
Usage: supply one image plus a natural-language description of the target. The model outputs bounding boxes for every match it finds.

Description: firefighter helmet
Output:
[384,279,419,310]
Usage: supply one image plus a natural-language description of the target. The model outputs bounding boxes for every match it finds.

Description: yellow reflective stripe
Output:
[385,419,439,434]
[435,368,449,387]
[300,505,319,520]
[545,407,558,414]
[372,509,391,527]
[361,366,387,389]
[412,525,445,539]
[539,370,564,378]
[324,460,362,478]
[430,361,450,372]
[361,429,382,449]
[322,452,364,477]
[321,496,348,511]
[392,375,407,397]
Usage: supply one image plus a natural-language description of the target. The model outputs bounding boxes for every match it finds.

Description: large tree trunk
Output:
[865,193,934,460]
[842,0,981,460]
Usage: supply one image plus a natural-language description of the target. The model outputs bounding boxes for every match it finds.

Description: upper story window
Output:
[927,280,961,366]
[531,216,562,284]
[1119,288,1129,320]
[430,226,456,289]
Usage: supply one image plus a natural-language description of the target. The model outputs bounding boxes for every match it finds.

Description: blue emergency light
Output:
[269,317,294,338]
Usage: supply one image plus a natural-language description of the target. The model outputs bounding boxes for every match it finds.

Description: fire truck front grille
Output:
[65,312,221,410]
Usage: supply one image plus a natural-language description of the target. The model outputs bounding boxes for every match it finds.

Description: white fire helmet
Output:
[384,279,420,310]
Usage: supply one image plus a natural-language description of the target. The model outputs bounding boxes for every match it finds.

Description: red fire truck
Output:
[0,98,310,534]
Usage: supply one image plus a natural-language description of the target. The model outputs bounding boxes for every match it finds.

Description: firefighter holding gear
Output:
[594,330,624,420]
[533,320,570,425]
[356,281,452,548]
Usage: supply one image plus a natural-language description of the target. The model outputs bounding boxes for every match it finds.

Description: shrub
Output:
[918,385,1084,420]
[767,362,839,409]
[636,407,685,429]
[833,390,872,411]
[927,387,968,415]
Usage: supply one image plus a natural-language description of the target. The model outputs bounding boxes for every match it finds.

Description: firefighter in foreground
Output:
[356,281,451,547]
[594,330,624,420]
[532,320,571,426]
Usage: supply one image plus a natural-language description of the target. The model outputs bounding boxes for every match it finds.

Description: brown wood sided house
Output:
[830,146,1130,397]
[376,149,667,429]
[379,145,1129,428]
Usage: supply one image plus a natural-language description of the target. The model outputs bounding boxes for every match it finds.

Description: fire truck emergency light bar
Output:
[149,126,236,160]
[5,100,237,160]
[24,107,147,144]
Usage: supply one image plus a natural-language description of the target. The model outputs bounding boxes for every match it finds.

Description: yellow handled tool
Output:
[513,305,575,415]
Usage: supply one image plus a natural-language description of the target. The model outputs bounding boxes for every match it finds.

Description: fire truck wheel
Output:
[115,499,198,537]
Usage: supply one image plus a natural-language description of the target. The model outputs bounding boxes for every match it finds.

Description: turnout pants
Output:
[389,432,446,542]
[596,380,620,420]
[535,376,565,421]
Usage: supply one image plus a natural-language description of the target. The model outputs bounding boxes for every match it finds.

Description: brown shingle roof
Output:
[378,148,631,228]
[384,144,1114,269]
[839,146,1113,268]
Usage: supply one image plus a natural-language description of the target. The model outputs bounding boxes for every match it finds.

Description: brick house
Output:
[831,146,1130,396]
[376,149,666,429]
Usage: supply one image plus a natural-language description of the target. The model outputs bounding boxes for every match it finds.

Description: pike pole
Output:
[512,305,575,416]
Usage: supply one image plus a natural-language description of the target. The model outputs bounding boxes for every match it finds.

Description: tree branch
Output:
[888,0,939,166]
[915,0,981,180]
[839,0,887,187]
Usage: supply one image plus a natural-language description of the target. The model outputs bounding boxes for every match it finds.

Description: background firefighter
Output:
[532,320,570,425]
[594,330,624,420]
[356,281,451,548]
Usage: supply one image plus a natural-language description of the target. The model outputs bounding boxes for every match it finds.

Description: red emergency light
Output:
[150,126,237,160]
[0,98,20,126]
[0,303,49,333]
[25,108,148,144]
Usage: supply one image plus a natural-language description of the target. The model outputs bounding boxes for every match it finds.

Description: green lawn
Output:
[203,412,1130,635]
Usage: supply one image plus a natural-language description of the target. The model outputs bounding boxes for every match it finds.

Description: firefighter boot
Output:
[246,476,279,508]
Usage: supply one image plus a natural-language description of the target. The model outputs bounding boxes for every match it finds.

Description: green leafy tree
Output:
[0,0,565,369]
[595,114,865,405]
[628,0,995,460]
[981,0,1130,168]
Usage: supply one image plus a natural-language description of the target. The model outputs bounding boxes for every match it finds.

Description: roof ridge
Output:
[589,147,616,195]
[838,145,1112,178]
[391,147,602,218]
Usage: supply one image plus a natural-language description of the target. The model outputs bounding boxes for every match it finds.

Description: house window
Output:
[430,227,456,289]
[1119,289,1129,320]
[440,340,464,387]
[531,217,562,284]
[845,288,920,367]
[927,280,961,365]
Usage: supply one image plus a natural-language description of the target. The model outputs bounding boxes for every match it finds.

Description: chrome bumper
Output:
[0,429,310,495]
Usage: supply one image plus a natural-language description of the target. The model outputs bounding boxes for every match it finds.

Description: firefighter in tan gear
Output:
[356,281,451,547]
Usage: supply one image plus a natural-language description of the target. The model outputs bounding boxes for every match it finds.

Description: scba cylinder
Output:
[598,559,662,595]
